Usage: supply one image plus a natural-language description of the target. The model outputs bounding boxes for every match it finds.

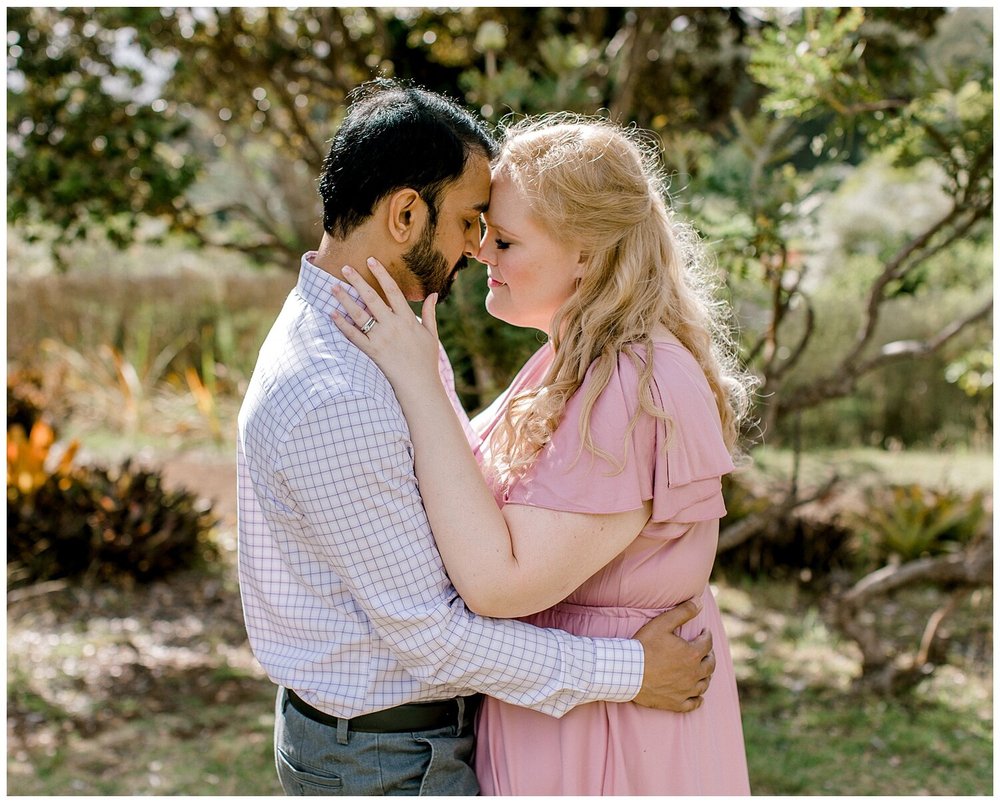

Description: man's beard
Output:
[402,221,468,302]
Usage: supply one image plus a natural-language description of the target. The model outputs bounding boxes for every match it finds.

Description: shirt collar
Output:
[296,251,364,318]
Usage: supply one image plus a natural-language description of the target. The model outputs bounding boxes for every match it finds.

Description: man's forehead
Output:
[451,171,490,212]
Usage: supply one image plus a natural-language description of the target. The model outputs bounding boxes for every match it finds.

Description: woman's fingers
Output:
[330,308,367,345]
[420,293,439,340]
[366,257,411,314]
[331,259,434,345]
[330,281,375,330]
[341,265,390,319]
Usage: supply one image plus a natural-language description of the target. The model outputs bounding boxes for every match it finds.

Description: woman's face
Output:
[477,171,584,334]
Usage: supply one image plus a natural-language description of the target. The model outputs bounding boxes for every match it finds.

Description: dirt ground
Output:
[158,452,239,532]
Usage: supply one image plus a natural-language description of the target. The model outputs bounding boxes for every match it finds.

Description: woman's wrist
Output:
[390,370,451,419]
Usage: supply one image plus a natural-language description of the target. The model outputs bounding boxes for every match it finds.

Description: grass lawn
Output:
[8,573,992,795]
[7,448,992,794]
[717,580,992,795]
[750,445,994,494]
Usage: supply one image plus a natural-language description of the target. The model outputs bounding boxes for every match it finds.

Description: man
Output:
[237,78,715,796]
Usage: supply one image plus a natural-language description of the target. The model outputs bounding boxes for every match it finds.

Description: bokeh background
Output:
[7,7,992,795]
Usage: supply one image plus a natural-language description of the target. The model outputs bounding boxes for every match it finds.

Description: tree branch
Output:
[855,296,993,373]
[840,537,992,610]
[783,295,992,414]
[769,195,991,419]
[915,588,969,667]
[717,472,839,553]
[768,292,816,382]
[831,535,992,684]
[848,202,967,369]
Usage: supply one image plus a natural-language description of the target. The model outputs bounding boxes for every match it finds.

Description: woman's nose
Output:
[476,233,493,265]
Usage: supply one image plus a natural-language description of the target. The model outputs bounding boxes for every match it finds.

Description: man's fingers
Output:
[689,628,714,659]
[659,597,703,631]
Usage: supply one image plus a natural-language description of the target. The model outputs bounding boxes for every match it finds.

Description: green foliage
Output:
[749,8,870,119]
[853,484,988,564]
[946,348,993,399]
[7,456,219,589]
[7,8,201,266]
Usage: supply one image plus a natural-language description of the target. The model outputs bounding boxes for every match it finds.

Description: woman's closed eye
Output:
[495,238,511,250]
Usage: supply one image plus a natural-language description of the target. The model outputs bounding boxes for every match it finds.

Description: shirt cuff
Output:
[590,638,645,702]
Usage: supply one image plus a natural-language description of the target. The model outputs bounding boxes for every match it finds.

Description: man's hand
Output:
[632,598,715,712]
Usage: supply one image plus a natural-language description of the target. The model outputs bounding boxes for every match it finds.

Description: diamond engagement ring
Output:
[360,316,377,334]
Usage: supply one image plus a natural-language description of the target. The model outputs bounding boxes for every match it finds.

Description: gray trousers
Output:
[274,688,479,796]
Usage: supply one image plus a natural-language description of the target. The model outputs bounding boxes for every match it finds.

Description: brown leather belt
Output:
[285,689,480,733]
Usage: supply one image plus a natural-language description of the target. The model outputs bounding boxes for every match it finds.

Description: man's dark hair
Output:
[318,78,496,239]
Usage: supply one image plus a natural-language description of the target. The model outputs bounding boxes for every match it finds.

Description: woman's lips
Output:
[487,275,506,289]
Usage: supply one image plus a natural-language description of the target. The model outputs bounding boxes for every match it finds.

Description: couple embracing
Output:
[237,78,753,796]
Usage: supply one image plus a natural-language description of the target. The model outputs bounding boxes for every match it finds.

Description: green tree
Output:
[6,8,200,267]
[7,7,992,418]
[7,7,755,404]
[693,7,992,438]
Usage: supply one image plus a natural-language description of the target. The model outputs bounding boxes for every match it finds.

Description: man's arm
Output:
[278,392,643,717]
[279,391,714,716]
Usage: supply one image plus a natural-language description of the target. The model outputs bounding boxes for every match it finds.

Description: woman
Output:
[332,116,754,795]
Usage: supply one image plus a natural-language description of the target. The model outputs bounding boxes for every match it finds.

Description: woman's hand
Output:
[330,257,443,401]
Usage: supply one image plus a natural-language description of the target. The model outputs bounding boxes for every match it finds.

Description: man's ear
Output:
[385,188,425,244]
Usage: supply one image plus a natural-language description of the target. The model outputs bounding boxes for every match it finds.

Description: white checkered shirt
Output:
[236,254,643,718]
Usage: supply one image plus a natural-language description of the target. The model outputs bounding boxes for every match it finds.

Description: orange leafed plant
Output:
[6,421,79,495]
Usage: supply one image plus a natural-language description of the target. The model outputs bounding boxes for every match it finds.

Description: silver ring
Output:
[360,316,377,334]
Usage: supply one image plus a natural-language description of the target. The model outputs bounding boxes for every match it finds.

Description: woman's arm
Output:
[332,260,650,618]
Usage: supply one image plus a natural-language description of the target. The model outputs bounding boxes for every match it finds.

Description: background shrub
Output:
[7,458,219,589]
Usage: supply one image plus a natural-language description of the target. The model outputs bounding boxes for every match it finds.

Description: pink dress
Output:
[472,338,750,796]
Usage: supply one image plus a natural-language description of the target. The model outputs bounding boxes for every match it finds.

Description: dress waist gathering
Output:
[523,593,707,640]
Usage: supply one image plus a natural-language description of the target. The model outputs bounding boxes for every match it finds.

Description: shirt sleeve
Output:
[507,346,736,540]
[277,391,643,716]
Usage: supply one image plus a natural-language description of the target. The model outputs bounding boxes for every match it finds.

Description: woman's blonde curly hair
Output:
[486,114,755,487]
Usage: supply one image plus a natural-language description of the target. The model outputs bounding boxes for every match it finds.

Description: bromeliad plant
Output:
[854,483,988,565]
[8,451,220,589]
[833,482,991,693]
[7,379,220,589]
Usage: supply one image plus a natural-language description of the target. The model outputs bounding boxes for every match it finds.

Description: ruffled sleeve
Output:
[505,341,735,540]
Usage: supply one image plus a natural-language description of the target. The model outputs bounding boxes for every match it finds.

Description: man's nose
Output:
[463,226,482,259]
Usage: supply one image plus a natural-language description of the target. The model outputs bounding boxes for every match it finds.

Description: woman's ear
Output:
[386,188,425,244]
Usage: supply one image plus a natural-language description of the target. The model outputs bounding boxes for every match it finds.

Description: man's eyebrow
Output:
[471,201,489,214]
